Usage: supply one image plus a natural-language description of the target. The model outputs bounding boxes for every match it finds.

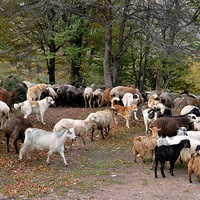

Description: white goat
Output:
[84,84,96,108]
[90,110,114,141]
[19,127,76,165]
[0,101,10,129]
[53,112,96,149]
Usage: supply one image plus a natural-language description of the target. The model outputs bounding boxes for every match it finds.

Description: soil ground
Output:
[1,106,200,200]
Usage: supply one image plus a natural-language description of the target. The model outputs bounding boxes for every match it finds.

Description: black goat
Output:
[154,139,191,178]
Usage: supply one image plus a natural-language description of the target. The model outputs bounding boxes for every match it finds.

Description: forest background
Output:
[0,0,200,93]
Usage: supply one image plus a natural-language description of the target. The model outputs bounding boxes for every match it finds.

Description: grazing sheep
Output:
[90,110,114,141]
[150,113,199,137]
[3,116,32,154]
[133,127,161,163]
[83,84,96,108]
[99,87,113,107]
[0,101,10,129]
[154,139,191,178]
[19,127,76,165]
[188,146,200,183]
[93,88,103,107]
[53,112,96,149]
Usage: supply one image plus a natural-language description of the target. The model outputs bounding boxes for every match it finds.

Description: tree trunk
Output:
[112,0,130,86]
[103,23,113,88]
[47,40,56,84]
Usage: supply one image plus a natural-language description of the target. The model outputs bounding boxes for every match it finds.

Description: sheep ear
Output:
[149,128,152,131]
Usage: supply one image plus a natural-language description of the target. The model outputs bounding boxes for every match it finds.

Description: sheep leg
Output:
[91,127,95,141]
[100,129,105,140]
[80,135,88,150]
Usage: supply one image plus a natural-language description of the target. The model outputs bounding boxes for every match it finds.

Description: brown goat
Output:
[188,152,200,183]
[133,127,161,163]
[3,116,32,154]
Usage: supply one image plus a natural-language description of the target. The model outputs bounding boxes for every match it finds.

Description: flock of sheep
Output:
[1,82,200,184]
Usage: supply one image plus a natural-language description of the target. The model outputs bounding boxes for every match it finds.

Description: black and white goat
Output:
[19,127,76,165]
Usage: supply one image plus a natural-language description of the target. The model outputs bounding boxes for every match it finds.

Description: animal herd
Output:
[1,82,200,183]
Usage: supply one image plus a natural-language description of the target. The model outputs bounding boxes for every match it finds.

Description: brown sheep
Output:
[133,127,161,163]
[188,151,200,183]
[3,116,32,154]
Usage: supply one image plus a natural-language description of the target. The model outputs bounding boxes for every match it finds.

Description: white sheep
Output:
[176,126,200,141]
[165,135,200,163]
[90,109,114,141]
[83,84,96,108]
[93,88,103,107]
[180,105,200,115]
[0,101,10,129]
[53,112,96,149]
[19,127,76,165]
